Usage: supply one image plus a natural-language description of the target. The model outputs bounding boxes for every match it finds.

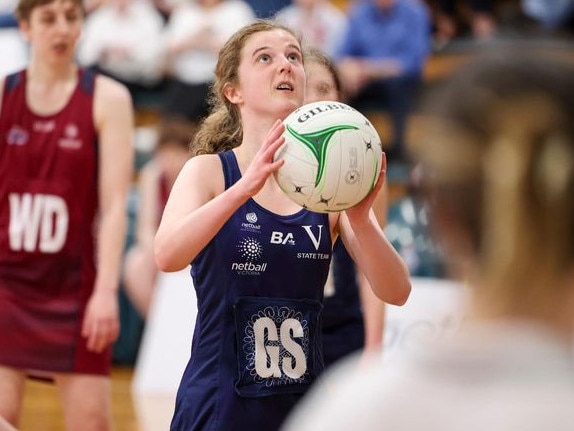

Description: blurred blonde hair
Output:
[413,48,574,316]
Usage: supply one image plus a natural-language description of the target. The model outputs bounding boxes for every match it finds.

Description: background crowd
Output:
[3,0,573,165]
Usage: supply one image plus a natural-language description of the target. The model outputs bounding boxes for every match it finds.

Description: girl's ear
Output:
[223,82,243,105]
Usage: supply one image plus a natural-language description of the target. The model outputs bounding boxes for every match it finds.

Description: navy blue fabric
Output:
[170,150,331,431]
[321,239,364,367]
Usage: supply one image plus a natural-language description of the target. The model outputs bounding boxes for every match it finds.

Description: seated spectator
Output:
[77,0,166,101]
[432,0,497,46]
[274,0,347,57]
[123,117,196,318]
[161,0,255,122]
[246,0,291,18]
[334,0,432,164]
[521,0,574,35]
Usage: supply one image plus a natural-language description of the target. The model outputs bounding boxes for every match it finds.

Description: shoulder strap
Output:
[5,70,23,93]
[78,68,96,96]
[218,150,241,190]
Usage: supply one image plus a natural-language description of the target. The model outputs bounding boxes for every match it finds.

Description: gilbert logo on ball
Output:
[274,101,383,213]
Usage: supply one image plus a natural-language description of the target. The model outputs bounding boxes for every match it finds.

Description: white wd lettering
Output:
[9,193,68,253]
[270,231,294,245]
[302,225,323,251]
[253,317,307,379]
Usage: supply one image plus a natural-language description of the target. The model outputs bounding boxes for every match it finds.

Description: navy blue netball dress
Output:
[170,150,332,431]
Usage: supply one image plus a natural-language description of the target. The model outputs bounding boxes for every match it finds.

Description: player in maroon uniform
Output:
[0,0,134,429]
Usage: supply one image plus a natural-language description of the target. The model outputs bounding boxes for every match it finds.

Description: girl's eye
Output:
[258,54,271,63]
[288,53,301,63]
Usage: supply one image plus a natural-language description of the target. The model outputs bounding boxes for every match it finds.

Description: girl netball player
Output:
[154,20,411,430]
[0,0,134,429]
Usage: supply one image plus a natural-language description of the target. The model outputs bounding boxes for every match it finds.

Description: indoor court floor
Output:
[19,367,142,431]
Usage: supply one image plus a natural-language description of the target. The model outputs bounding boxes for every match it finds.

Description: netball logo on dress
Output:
[241,212,261,232]
[33,120,55,133]
[232,237,268,275]
[6,126,28,146]
[58,123,82,150]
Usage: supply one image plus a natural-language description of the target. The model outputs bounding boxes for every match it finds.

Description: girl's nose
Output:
[280,57,293,74]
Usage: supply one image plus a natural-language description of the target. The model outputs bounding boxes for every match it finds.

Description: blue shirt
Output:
[335,0,431,76]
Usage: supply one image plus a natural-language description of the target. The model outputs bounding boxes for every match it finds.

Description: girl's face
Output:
[20,0,83,63]
[304,61,339,104]
[229,29,305,120]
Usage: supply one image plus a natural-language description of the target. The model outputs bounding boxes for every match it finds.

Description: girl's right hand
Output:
[237,119,286,198]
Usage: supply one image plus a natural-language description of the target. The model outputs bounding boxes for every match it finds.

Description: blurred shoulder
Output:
[94,73,132,105]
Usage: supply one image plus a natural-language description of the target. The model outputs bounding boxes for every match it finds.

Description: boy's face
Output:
[19,0,83,61]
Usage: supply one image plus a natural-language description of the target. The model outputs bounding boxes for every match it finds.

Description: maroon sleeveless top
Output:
[0,68,111,375]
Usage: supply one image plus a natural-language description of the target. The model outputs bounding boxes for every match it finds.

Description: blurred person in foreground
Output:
[283,47,574,431]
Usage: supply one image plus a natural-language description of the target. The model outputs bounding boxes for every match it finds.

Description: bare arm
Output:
[339,154,411,306]
[134,161,162,248]
[357,271,385,355]
[357,182,388,355]
[155,120,286,272]
[82,75,134,353]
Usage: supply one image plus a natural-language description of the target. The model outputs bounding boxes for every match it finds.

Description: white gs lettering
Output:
[253,317,307,379]
[9,193,69,253]
[254,317,282,378]
[280,319,306,379]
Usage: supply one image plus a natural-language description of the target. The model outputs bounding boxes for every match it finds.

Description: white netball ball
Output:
[274,101,383,213]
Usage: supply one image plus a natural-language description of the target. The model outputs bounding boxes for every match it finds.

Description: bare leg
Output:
[0,416,18,431]
[55,373,113,431]
[0,366,25,428]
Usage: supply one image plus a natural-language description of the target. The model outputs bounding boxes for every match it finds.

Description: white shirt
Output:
[283,321,574,431]
[77,0,165,84]
[274,2,347,57]
[163,0,255,84]
[0,0,28,75]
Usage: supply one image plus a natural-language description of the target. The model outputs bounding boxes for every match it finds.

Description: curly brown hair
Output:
[191,20,302,157]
